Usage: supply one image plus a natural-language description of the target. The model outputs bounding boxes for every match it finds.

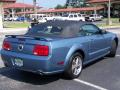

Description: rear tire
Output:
[108,40,117,57]
[91,19,94,22]
[79,20,82,21]
[64,53,83,79]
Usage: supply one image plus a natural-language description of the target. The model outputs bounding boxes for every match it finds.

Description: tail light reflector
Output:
[3,41,11,51]
[33,44,49,56]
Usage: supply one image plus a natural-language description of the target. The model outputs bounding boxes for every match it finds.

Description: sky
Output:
[17,0,66,8]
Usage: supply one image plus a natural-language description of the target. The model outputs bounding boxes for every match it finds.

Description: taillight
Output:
[2,41,11,51]
[33,44,49,56]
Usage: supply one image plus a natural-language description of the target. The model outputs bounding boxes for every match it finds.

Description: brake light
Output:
[3,41,11,51]
[33,45,49,56]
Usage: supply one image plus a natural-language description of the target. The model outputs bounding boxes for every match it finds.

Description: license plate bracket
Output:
[14,58,23,67]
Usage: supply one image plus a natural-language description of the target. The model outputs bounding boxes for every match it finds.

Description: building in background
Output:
[66,0,86,8]
[0,0,16,16]
[0,0,16,29]
[4,3,41,18]
[0,0,16,19]
[1,0,16,5]
[1,0,120,19]
[87,0,120,17]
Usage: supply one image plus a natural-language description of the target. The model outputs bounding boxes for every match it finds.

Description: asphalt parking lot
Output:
[0,28,120,90]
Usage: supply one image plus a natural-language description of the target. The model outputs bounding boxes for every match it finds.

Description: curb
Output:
[107,30,120,34]
[100,26,120,30]
[101,27,120,34]
[0,28,27,33]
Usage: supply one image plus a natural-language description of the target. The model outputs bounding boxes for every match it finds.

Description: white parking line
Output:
[116,55,120,57]
[74,79,108,90]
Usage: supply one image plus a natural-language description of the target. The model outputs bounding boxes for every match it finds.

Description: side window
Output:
[69,15,73,18]
[74,15,77,17]
[79,24,100,36]
[78,14,81,17]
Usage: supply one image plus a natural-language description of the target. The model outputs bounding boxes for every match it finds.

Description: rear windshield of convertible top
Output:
[26,24,63,35]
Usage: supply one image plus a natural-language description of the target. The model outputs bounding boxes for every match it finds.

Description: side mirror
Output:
[28,26,31,31]
[99,29,107,34]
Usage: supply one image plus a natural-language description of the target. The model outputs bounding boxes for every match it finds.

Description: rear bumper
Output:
[1,50,64,75]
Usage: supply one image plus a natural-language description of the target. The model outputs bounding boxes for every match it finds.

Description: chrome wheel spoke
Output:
[76,58,79,65]
[72,56,82,76]
[74,68,78,75]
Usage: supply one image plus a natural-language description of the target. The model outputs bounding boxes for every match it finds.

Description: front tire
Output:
[108,40,117,57]
[65,53,83,79]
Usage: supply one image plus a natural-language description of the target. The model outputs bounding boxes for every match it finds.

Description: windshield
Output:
[78,14,82,17]
[63,14,69,17]
[26,25,63,35]
[90,15,94,17]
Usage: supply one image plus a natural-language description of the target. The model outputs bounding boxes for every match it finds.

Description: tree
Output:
[55,4,66,9]
[66,0,87,8]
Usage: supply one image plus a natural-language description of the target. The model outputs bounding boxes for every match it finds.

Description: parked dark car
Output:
[1,21,118,79]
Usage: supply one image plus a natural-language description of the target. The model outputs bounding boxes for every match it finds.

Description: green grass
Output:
[103,18,119,22]
[97,23,120,27]
[96,18,120,28]
[3,22,30,28]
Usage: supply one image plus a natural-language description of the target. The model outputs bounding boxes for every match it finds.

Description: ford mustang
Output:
[1,21,118,79]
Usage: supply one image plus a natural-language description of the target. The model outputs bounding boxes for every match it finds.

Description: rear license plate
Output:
[14,58,23,67]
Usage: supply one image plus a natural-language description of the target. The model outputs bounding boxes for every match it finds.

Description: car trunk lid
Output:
[4,35,53,55]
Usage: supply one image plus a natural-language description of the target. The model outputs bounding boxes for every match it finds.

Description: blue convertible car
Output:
[1,21,118,79]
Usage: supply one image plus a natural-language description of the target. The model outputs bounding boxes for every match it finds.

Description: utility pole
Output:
[33,0,37,15]
[0,2,3,29]
[107,0,112,25]
[23,0,25,22]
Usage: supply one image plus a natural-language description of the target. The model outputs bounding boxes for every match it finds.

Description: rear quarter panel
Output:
[106,32,118,48]
[50,36,90,71]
